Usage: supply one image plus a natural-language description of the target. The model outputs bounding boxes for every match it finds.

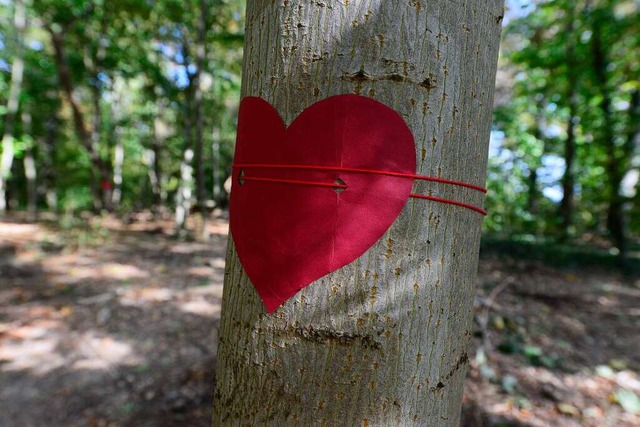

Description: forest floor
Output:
[1,214,639,427]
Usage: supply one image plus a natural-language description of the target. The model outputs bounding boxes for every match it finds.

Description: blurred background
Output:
[0,0,638,426]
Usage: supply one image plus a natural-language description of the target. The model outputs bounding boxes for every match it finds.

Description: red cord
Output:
[240,176,348,190]
[234,163,487,215]
[233,163,487,193]
[409,194,488,216]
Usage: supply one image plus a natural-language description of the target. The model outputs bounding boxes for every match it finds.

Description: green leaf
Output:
[501,374,518,395]
[523,346,542,358]
[614,388,640,415]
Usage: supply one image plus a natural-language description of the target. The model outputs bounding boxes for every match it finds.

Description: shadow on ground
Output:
[1,215,639,426]
[0,215,227,426]
[463,251,640,427]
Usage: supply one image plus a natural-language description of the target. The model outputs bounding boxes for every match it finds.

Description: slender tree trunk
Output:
[175,39,196,233]
[90,83,112,211]
[175,148,194,235]
[176,75,195,234]
[48,28,110,211]
[628,89,640,132]
[149,124,162,208]
[108,87,124,210]
[43,117,59,211]
[213,1,503,425]
[527,168,539,214]
[527,102,546,218]
[623,89,639,175]
[149,109,169,212]
[21,112,37,221]
[111,127,124,208]
[144,148,157,207]
[193,0,210,239]
[591,10,626,266]
[211,126,222,206]
[24,149,37,220]
[86,23,113,211]
[90,76,114,211]
[559,5,578,239]
[0,0,26,215]
[560,101,577,236]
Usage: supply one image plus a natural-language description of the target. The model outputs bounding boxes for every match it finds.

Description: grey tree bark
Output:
[211,126,222,206]
[48,27,111,211]
[175,63,194,234]
[148,112,167,211]
[22,112,37,222]
[213,1,503,425]
[43,116,59,211]
[0,0,26,214]
[559,3,578,239]
[109,84,125,209]
[111,130,124,208]
[175,148,194,234]
[194,0,210,239]
[590,5,627,267]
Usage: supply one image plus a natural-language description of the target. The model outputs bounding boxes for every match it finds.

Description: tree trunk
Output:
[21,112,37,221]
[48,28,110,211]
[111,127,124,208]
[175,47,195,234]
[527,167,539,215]
[193,0,210,239]
[559,5,578,239]
[212,1,503,426]
[211,126,222,206]
[0,0,26,215]
[624,90,640,180]
[175,148,194,235]
[148,146,161,208]
[43,117,59,211]
[560,106,576,234]
[527,102,546,218]
[23,149,37,220]
[149,111,168,212]
[590,8,627,266]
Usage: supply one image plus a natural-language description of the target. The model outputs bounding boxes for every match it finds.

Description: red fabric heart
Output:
[230,95,416,312]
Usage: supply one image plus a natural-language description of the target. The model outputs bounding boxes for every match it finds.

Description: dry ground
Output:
[1,215,638,426]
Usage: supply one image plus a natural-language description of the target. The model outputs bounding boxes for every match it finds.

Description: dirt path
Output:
[1,216,228,426]
[466,257,640,426]
[1,216,638,426]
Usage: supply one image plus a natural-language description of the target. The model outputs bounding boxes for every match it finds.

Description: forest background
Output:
[0,0,638,265]
[0,0,639,426]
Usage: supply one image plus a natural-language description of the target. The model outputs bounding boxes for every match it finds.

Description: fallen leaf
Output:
[614,388,640,415]
[557,403,580,416]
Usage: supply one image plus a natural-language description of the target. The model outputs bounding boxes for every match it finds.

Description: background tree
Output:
[1,0,637,249]
[489,0,639,267]
[0,0,243,221]
[0,0,26,213]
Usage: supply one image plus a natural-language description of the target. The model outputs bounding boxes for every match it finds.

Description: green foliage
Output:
[614,388,640,415]
[496,332,562,369]
[0,0,638,261]
[489,0,640,254]
[1,0,245,213]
